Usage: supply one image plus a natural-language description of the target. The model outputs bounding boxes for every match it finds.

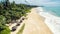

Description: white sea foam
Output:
[36,7,60,34]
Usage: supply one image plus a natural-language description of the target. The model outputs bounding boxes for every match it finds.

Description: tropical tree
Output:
[0,15,6,31]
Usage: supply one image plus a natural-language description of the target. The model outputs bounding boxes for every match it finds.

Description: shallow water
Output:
[43,6,60,17]
[37,7,60,34]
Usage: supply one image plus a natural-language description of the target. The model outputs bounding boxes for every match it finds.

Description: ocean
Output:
[43,6,60,17]
[0,0,60,34]
[37,6,60,34]
[0,0,60,17]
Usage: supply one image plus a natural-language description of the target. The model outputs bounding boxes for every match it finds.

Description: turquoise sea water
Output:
[43,6,60,17]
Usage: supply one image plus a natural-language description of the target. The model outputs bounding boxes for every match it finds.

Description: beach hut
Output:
[11,26,17,31]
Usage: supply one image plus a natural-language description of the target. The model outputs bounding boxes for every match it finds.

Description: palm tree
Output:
[0,15,6,31]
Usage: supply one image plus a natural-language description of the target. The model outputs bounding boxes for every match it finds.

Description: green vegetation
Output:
[0,0,32,24]
[0,15,6,31]
[17,23,25,34]
[0,26,10,34]
[0,0,38,34]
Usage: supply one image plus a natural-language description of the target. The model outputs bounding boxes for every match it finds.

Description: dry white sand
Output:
[22,8,53,34]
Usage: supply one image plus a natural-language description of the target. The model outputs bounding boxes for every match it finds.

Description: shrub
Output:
[0,26,11,34]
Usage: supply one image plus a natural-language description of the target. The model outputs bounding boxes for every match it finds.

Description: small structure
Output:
[22,18,25,20]
[11,26,17,31]
[16,23,20,26]
[19,20,22,23]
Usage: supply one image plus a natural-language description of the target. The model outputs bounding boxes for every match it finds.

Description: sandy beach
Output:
[39,9,60,34]
[22,8,53,34]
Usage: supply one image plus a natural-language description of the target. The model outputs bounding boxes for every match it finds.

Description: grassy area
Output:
[17,23,25,34]
[0,26,11,34]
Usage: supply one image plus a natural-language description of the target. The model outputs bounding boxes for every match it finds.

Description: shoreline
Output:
[37,7,60,34]
[10,7,60,34]
[22,7,53,34]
